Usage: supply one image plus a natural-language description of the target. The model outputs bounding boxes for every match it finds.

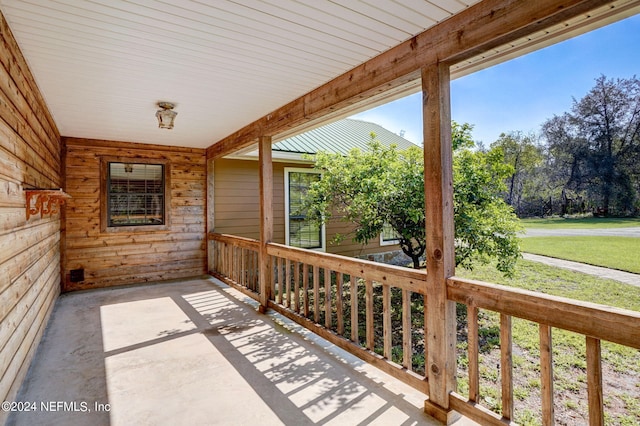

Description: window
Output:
[285,168,325,250]
[380,222,400,246]
[101,159,169,231]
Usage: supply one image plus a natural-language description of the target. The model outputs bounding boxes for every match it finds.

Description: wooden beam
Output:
[206,0,611,159]
[258,136,273,312]
[422,63,458,424]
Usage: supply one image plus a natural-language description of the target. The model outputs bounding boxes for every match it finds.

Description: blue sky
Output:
[351,13,640,146]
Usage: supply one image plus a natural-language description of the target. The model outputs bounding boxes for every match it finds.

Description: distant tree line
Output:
[489,75,640,218]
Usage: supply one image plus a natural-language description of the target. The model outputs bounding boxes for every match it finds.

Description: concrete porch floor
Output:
[7,276,476,426]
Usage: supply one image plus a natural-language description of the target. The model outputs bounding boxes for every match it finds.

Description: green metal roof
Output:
[273,118,418,155]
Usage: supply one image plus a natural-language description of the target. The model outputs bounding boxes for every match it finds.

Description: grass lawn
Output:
[458,259,640,310]
[520,236,640,274]
[455,260,640,425]
[521,216,640,229]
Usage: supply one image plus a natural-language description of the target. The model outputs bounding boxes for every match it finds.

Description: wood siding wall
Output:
[0,13,62,419]
[63,138,207,290]
[214,158,398,258]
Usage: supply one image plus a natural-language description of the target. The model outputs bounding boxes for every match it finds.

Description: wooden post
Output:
[206,157,215,273]
[422,63,458,424]
[258,136,273,313]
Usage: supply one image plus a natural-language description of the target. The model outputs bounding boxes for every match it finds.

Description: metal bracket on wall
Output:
[25,189,71,220]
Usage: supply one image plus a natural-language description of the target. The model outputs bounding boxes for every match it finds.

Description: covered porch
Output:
[1,0,640,425]
[8,276,470,426]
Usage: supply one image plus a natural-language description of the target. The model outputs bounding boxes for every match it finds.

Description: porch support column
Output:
[422,63,458,424]
[206,157,215,272]
[258,135,273,313]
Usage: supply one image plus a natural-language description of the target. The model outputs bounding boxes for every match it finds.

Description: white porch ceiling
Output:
[1,1,638,149]
[0,0,480,148]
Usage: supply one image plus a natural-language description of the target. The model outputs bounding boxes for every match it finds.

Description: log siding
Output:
[0,12,62,421]
[63,138,207,290]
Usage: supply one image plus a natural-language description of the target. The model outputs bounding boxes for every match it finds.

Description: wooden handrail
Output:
[447,276,640,349]
[208,232,260,250]
[266,242,428,295]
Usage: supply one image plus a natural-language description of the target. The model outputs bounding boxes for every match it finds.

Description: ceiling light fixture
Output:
[156,102,177,129]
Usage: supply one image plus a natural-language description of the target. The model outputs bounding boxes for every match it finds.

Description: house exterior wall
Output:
[0,13,62,418]
[213,158,399,258]
[63,138,207,290]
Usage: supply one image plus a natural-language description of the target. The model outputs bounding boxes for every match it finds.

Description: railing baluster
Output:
[222,242,227,277]
[313,265,320,323]
[217,241,221,274]
[402,289,412,371]
[241,247,246,286]
[365,279,374,351]
[336,272,344,335]
[302,263,309,317]
[276,257,283,304]
[325,268,332,329]
[270,256,276,301]
[586,336,604,426]
[212,240,217,274]
[383,284,391,359]
[540,324,554,426]
[229,244,234,281]
[500,313,513,420]
[232,246,237,283]
[468,305,479,402]
[285,259,291,307]
[239,247,242,284]
[253,251,257,290]
[239,248,244,285]
[351,277,359,344]
[219,242,224,276]
[423,294,428,376]
[242,248,247,286]
[228,245,232,280]
[254,250,258,290]
[294,261,300,313]
[237,247,241,285]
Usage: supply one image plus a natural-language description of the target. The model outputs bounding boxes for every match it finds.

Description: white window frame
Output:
[284,167,326,252]
[379,222,400,246]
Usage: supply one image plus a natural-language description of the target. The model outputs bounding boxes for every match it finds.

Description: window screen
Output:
[381,222,400,243]
[288,171,322,249]
[107,162,164,226]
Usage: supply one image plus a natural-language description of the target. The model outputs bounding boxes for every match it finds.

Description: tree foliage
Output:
[452,122,522,274]
[541,75,640,216]
[490,131,546,217]
[302,124,522,275]
[303,135,426,268]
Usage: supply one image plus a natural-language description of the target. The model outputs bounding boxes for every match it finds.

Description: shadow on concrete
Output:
[8,277,457,425]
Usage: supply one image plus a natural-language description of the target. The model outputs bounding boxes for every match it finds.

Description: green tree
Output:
[302,124,522,275]
[452,123,522,274]
[304,135,426,269]
[542,75,640,216]
[490,131,544,216]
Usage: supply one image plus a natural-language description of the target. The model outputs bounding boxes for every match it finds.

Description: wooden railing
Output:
[208,233,640,425]
[447,277,640,425]
[209,232,429,392]
[209,233,260,296]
